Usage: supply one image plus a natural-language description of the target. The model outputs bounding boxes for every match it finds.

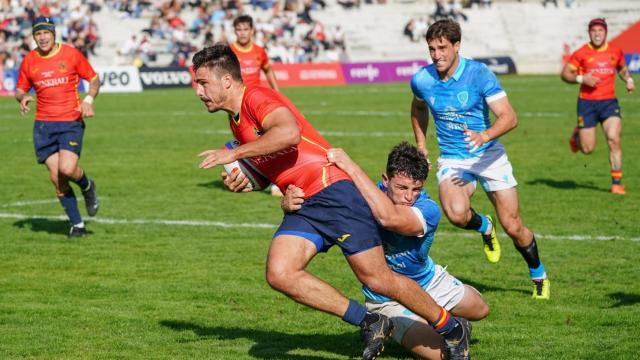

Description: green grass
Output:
[0,76,638,359]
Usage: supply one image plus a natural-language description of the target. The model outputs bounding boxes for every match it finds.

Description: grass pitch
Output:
[0,76,638,359]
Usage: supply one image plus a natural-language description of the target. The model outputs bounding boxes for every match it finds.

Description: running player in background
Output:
[192,44,471,360]
[561,18,635,195]
[410,19,550,299]
[230,14,282,196]
[283,142,489,360]
[16,17,101,238]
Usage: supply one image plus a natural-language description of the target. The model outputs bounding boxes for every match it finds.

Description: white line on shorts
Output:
[0,212,638,241]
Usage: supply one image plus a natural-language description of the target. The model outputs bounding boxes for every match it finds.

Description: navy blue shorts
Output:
[33,120,85,164]
[274,180,382,257]
[577,98,621,129]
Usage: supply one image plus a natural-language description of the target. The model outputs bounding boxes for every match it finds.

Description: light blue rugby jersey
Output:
[362,183,441,303]
[411,57,507,160]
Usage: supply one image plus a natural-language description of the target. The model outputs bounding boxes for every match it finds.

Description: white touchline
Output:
[0,212,638,241]
[1,199,63,208]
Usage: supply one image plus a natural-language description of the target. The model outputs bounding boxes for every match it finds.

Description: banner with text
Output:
[342,60,428,84]
[139,67,193,88]
[85,66,143,93]
[0,69,18,96]
[625,54,640,74]
[262,63,346,87]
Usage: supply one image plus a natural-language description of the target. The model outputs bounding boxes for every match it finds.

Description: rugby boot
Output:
[611,184,626,195]
[82,179,100,216]
[443,317,471,360]
[532,278,551,300]
[569,127,579,153]
[482,215,501,263]
[361,312,393,360]
[68,225,87,238]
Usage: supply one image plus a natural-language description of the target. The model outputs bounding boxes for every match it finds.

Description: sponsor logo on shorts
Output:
[578,115,584,127]
[69,141,78,146]
[337,234,351,242]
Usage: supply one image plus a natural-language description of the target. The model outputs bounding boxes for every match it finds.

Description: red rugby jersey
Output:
[230,42,270,87]
[231,86,350,198]
[568,42,625,100]
[17,43,97,121]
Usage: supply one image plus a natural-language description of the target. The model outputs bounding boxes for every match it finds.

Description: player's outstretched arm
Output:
[410,96,429,159]
[327,148,424,236]
[265,67,280,92]
[15,89,33,115]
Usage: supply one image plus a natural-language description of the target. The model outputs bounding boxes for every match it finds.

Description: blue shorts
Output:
[33,120,85,164]
[577,98,621,129]
[274,180,382,257]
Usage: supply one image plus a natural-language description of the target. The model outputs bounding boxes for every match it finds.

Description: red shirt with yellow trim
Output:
[568,42,625,100]
[17,43,97,121]
[230,42,270,87]
[232,86,350,198]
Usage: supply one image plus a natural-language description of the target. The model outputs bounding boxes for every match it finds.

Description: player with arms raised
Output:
[192,44,471,360]
[561,18,635,195]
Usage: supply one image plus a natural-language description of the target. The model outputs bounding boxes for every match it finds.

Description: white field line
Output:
[0,212,638,241]
[0,199,61,207]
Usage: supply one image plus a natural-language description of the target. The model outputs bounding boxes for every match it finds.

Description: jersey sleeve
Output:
[567,49,582,71]
[413,194,441,238]
[480,64,506,103]
[616,47,626,69]
[245,88,286,126]
[16,58,32,92]
[410,73,424,101]
[73,48,97,81]
[260,47,271,70]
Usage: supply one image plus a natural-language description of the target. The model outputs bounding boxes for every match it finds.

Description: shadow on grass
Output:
[608,292,640,308]
[160,319,411,359]
[13,218,70,236]
[525,178,607,192]
[458,277,530,296]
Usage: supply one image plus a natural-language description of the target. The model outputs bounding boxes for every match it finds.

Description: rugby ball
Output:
[222,140,271,191]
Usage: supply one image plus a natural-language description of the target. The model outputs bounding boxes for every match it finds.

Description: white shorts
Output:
[365,265,465,344]
[436,142,518,192]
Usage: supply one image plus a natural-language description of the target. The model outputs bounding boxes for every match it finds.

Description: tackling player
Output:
[410,19,550,299]
[230,14,281,197]
[16,17,101,238]
[561,18,635,195]
[192,44,471,360]
[283,142,489,360]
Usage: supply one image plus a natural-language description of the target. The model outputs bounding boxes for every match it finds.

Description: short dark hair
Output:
[233,14,254,28]
[192,43,243,82]
[386,141,429,182]
[426,19,461,44]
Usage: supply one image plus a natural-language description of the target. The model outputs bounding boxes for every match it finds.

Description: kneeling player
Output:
[283,142,488,360]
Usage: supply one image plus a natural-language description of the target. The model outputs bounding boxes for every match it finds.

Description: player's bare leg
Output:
[450,285,490,321]
[576,126,597,154]
[440,178,501,263]
[45,152,85,237]
[266,235,393,359]
[602,117,624,194]
[487,188,549,299]
[59,149,100,216]
[348,246,470,359]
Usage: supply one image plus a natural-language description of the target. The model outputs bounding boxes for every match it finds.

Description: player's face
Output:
[383,173,424,207]
[589,25,606,48]
[234,23,254,46]
[33,30,55,53]
[194,66,228,113]
[427,37,461,76]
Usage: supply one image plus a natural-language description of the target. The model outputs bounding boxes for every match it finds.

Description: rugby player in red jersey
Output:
[192,44,471,360]
[230,14,282,197]
[561,18,635,195]
[16,17,101,238]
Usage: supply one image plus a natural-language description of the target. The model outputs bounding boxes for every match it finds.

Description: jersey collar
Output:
[450,56,466,81]
[587,42,609,52]
[36,43,62,59]
[232,42,254,53]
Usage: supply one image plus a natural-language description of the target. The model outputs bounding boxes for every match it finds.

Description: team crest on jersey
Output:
[457,91,468,107]
[58,62,67,73]
[429,96,435,105]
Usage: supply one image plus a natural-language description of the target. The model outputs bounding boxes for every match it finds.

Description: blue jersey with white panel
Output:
[362,182,441,302]
[410,57,506,160]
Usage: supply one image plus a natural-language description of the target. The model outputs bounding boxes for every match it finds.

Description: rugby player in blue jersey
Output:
[409,19,549,299]
[283,142,485,360]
